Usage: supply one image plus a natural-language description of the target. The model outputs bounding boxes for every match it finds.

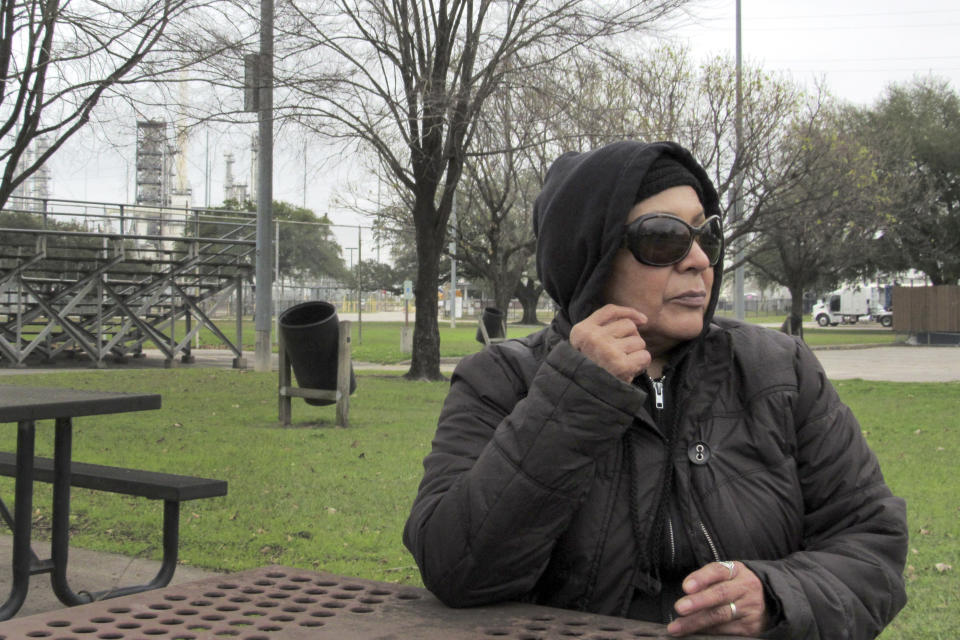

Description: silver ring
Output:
[718,560,735,580]
[729,601,737,618]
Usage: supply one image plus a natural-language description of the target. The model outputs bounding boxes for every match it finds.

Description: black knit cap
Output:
[635,153,704,204]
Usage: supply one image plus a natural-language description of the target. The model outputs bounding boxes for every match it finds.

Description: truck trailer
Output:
[812,287,893,327]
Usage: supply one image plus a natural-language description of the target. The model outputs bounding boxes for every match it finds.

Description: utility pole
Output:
[254,0,274,371]
[357,225,363,343]
[449,197,457,329]
[733,0,745,321]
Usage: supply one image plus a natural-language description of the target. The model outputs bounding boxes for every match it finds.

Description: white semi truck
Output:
[813,287,893,327]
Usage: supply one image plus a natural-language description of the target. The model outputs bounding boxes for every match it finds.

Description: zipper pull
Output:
[652,377,665,410]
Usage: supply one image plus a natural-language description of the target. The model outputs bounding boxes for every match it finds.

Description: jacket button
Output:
[688,441,711,465]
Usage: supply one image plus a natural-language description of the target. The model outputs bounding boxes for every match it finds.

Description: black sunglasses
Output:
[621,213,723,267]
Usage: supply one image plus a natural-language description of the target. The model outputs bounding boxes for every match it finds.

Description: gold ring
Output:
[729,601,737,618]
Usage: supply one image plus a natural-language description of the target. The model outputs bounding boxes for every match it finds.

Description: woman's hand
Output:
[667,561,768,637]
[569,304,650,382]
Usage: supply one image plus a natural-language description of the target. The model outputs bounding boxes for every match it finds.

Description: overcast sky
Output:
[45,0,960,252]
[669,0,960,105]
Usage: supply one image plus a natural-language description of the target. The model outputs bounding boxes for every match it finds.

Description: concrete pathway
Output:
[812,345,959,382]
[1,342,957,382]
[0,536,221,619]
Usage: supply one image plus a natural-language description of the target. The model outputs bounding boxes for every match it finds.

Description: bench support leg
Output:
[50,499,180,603]
[48,417,179,604]
[0,421,37,620]
[50,417,92,605]
[77,500,180,601]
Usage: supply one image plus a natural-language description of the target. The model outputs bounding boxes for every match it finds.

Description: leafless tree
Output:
[452,73,545,318]
[541,46,813,265]
[0,0,244,209]
[276,0,692,380]
[440,45,815,334]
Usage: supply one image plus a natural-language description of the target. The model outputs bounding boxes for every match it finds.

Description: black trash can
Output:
[476,306,506,344]
[278,301,356,406]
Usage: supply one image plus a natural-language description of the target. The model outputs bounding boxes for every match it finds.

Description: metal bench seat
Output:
[0,452,226,602]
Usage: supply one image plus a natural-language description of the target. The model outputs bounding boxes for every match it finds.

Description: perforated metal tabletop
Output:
[0,565,752,639]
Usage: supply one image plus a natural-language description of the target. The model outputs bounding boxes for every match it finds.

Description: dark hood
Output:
[533,141,724,329]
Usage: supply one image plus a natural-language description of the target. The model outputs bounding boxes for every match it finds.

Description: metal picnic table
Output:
[0,386,163,620]
[0,565,757,639]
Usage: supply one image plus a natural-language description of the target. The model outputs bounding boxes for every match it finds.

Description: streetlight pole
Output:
[449,197,457,329]
[733,0,745,321]
[254,0,274,371]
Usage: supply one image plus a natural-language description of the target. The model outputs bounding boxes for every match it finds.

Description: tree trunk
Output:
[493,276,513,321]
[515,279,543,325]
[783,285,805,339]
[406,198,445,381]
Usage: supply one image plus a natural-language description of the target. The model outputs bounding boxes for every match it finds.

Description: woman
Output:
[403,141,907,638]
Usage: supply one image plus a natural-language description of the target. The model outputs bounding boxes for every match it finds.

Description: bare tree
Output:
[449,46,814,332]
[452,74,544,316]
[276,0,691,380]
[0,0,243,209]
[605,48,810,262]
[525,45,814,270]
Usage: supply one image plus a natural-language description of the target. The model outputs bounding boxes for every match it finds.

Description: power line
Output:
[774,66,960,74]
[747,9,960,22]
[744,22,960,32]
[771,55,960,63]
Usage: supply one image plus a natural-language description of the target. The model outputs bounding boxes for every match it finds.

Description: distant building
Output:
[224,152,249,203]
[10,136,51,211]
[136,120,191,208]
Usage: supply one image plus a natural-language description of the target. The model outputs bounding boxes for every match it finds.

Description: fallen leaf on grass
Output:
[918,528,931,535]
[935,563,952,573]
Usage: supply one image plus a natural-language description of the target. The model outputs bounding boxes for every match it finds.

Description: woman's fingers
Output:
[570,305,650,381]
[667,561,769,637]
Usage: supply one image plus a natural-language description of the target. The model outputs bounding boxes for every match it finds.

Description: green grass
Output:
[171,319,538,363]
[801,327,907,347]
[833,380,959,639]
[348,322,536,363]
[0,370,447,586]
[0,371,951,638]
[175,317,900,363]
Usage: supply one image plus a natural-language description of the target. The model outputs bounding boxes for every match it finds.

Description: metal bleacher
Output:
[0,197,255,368]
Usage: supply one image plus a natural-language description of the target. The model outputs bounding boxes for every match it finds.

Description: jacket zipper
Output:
[667,517,676,567]
[651,375,721,600]
[665,515,677,623]
[651,377,665,410]
[699,520,721,563]
[649,375,674,623]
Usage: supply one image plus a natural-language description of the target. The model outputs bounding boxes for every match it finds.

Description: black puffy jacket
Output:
[403,141,907,639]
[403,316,907,638]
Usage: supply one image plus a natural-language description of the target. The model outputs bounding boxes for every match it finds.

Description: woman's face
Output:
[602,185,714,357]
